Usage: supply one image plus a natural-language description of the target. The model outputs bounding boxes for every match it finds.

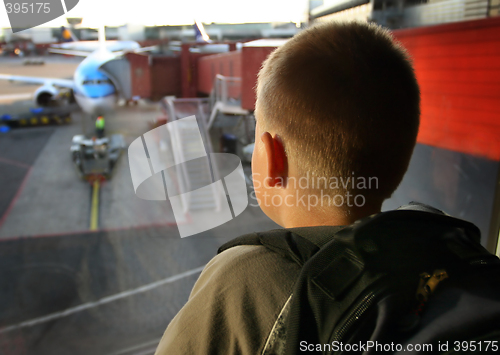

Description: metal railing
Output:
[212,74,243,107]
[208,75,249,130]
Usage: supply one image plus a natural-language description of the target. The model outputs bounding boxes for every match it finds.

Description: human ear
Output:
[260,132,288,187]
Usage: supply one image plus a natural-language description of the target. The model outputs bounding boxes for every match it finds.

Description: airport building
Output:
[309,0,499,28]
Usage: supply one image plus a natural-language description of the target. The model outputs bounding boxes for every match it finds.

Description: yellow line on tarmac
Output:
[90,180,100,231]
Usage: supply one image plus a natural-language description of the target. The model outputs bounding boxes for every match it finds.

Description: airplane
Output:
[49,26,143,54]
[0,25,156,115]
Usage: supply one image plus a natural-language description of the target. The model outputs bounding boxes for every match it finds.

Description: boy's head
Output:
[252,21,420,226]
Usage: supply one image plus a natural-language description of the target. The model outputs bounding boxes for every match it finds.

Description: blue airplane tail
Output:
[194,20,211,43]
[61,26,78,42]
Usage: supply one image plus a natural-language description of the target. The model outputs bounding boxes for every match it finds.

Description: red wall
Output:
[195,44,276,109]
[126,53,182,100]
[181,44,214,98]
[197,51,242,94]
[394,17,500,161]
[241,46,277,111]
[151,56,181,100]
[126,52,151,99]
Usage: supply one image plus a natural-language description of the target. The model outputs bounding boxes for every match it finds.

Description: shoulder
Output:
[155,244,300,355]
[191,244,300,299]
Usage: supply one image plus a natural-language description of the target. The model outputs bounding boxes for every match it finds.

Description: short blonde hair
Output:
[257,21,420,202]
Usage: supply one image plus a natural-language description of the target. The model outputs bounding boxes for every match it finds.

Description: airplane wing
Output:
[48,48,91,57]
[112,45,158,57]
[48,44,156,57]
[132,45,158,53]
[0,74,74,88]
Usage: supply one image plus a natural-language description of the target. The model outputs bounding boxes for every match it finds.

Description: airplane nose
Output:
[89,95,117,115]
[74,93,117,115]
[92,103,113,115]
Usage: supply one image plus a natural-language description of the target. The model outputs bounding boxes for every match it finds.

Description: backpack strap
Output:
[218,226,346,266]
[219,202,459,260]
[398,201,448,215]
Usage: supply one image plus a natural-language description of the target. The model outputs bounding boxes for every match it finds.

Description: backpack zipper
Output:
[469,258,493,265]
[330,288,381,344]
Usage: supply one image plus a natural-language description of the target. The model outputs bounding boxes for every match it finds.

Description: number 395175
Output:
[5,3,50,14]
[454,341,498,352]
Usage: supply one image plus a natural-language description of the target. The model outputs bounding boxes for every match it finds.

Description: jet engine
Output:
[34,85,59,107]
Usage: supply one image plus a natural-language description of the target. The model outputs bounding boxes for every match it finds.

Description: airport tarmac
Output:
[0,106,184,238]
[0,56,277,355]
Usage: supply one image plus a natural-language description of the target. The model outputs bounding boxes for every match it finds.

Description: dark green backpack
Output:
[219,203,500,354]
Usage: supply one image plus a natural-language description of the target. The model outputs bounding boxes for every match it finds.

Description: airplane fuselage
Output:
[73,49,118,115]
[54,40,140,53]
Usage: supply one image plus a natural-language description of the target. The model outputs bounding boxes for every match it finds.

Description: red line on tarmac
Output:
[0,167,33,230]
[0,156,32,169]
